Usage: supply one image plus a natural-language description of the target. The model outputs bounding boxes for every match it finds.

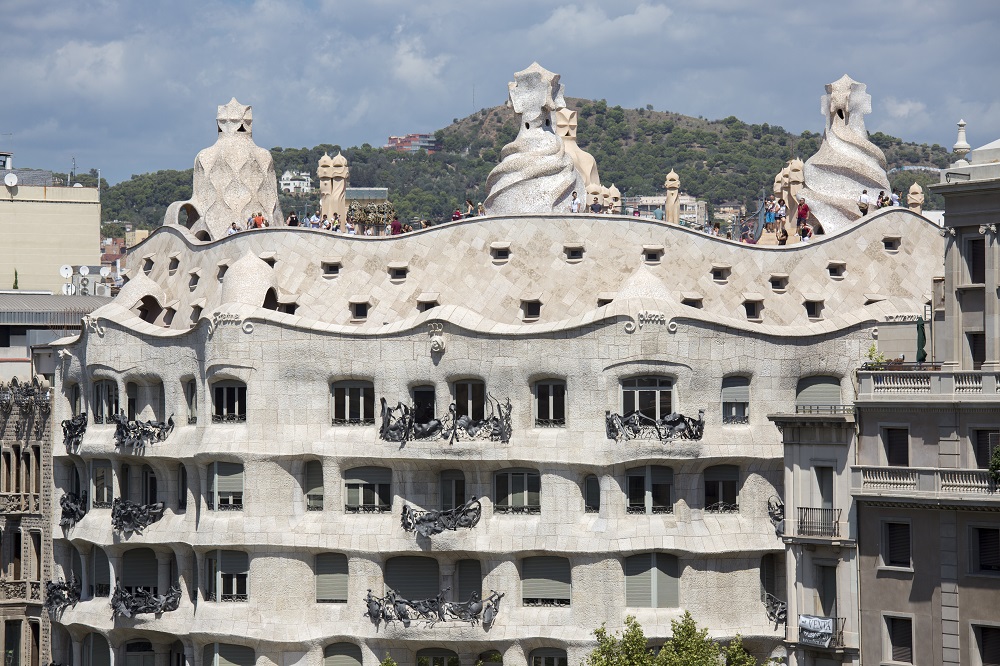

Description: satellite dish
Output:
[61,283,76,296]
[79,265,90,276]
[100,266,111,278]
[3,173,17,187]
[60,265,73,279]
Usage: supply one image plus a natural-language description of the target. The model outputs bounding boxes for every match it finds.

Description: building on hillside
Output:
[0,178,100,294]
[386,134,440,154]
[280,171,314,195]
[125,230,149,249]
[677,194,708,227]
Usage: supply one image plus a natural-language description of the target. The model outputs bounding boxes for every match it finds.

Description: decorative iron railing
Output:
[110,498,165,535]
[534,417,565,428]
[332,417,376,426]
[110,585,181,617]
[62,413,87,451]
[493,505,541,515]
[345,503,390,514]
[522,597,570,607]
[722,414,750,425]
[59,492,88,529]
[763,591,787,624]
[794,404,854,415]
[211,413,246,423]
[112,412,174,452]
[797,507,841,537]
[401,497,481,537]
[705,501,739,514]
[364,588,504,628]
[605,409,705,442]
[379,397,513,445]
[44,577,81,616]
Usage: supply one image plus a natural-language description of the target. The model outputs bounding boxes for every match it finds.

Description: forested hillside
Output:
[98,99,950,229]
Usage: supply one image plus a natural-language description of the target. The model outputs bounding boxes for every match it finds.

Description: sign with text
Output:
[798,614,835,648]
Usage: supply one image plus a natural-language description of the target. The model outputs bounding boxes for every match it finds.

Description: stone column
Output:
[156,551,172,596]
[440,562,456,602]
[984,229,999,370]
[72,638,83,666]
[175,549,194,603]
[943,234,963,368]
[108,554,122,593]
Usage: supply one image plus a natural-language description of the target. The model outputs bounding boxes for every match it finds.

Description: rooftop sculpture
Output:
[796,75,890,232]
[554,108,600,188]
[907,182,925,214]
[664,170,680,224]
[318,152,349,231]
[163,98,283,240]
[484,63,582,214]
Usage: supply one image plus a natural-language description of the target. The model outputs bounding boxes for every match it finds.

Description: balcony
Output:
[0,493,40,515]
[857,370,1000,400]
[796,615,846,649]
[853,466,998,505]
[0,580,43,603]
[797,507,841,537]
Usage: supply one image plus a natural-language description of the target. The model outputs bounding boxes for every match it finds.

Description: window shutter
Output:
[217,645,254,666]
[305,461,323,498]
[220,551,249,575]
[385,556,439,600]
[655,553,679,608]
[705,465,739,483]
[886,523,911,567]
[527,473,541,507]
[889,617,912,663]
[721,376,750,402]
[122,549,158,589]
[976,431,1000,468]
[982,626,1000,666]
[980,529,1000,571]
[624,554,652,607]
[315,553,348,602]
[885,429,909,466]
[795,376,840,406]
[216,463,244,493]
[93,548,110,586]
[345,467,391,485]
[455,559,482,602]
[585,476,600,511]
[760,554,776,598]
[522,556,571,600]
[323,644,362,666]
[90,636,111,666]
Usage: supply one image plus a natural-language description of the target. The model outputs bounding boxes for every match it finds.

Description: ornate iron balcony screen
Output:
[401,497,482,537]
[606,409,705,442]
[111,585,181,618]
[110,498,165,535]
[44,577,81,616]
[523,597,570,607]
[705,501,740,514]
[62,413,87,451]
[364,588,504,628]
[59,492,88,529]
[380,396,513,445]
[212,413,246,423]
[112,412,174,452]
[763,592,787,624]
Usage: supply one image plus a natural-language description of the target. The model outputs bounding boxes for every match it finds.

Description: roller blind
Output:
[220,551,249,575]
[315,553,348,602]
[655,554,679,608]
[323,644,362,666]
[885,429,909,466]
[305,461,323,497]
[345,467,391,485]
[215,463,244,492]
[624,554,652,607]
[218,644,254,666]
[385,556,439,600]
[886,523,911,567]
[796,376,840,405]
[122,549,158,589]
[456,559,482,602]
[705,465,739,482]
[721,376,750,402]
[982,627,1000,666]
[89,635,111,666]
[93,549,110,586]
[522,556,571,600]
[889,617,912,663]
[979,529,1000,571]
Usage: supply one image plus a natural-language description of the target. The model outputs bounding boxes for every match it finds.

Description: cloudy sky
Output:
[3,0,998,184]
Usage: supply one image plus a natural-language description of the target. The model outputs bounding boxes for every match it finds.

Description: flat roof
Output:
[0,294,112,326]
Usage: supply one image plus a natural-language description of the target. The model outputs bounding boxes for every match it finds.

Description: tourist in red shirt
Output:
[390,216,402,235]
[796,198,810,231]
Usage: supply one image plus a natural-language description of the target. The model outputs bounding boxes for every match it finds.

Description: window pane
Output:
[471,382,485,420]
[527,473,541,507]
[512,473,525,507]
[623,390,635,414]
[552,384,565,420]
[638,390,656,419]
[334,387,346,421]
[495,474,508,507]
[537,384,550,420]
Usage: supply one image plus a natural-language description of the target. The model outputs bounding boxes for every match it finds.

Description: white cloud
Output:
[391,34,450,90]
[883,97,928,120]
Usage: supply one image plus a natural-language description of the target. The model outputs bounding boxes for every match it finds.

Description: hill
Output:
[98,100,950,230]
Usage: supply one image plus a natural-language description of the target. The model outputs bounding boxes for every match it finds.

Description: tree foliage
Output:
[585,613,760,666]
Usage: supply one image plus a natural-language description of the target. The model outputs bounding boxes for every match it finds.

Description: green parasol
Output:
[916,319,927,362]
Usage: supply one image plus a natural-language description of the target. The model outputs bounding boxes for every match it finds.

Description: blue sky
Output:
[2,0,998,184]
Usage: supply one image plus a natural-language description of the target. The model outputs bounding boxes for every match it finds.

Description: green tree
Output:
[722,636,758,666]
[587,615,656,666]
[657,611,722,665]
[586,613,758,666]
[379,655,398,666]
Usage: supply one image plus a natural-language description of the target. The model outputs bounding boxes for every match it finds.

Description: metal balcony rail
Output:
[860,361,942,371]
[212,413,247,423]
[797,614,846,649]
[723,414,750,424]
[705,501,740,514]
[797,507,841,537]
[854,466,998,496]
[794,404,854,415]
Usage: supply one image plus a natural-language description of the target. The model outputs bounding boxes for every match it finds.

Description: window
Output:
[883,237,901,252]
[477,651,503,666]
[321,261,341,277]
[69,384,81,417]
[345,467,391,513]
[883,522,911,569]
[885,616,913,664]
[142,257,154,275]
[440,469,465,511]
[92,460,113,508]
[704,465,739,512]
[217,264,229,282]
[624,552,679,607]
[528,650,566,666]
[884,428,909,466]
[455,559,482,603]
[743,299,763,320]
[564,245,584,262]
[804,300,824,319]
[680,296,703,308]
[323,644,362,666]
[184,379,198,424]
[975,625,1000,666]
[494,469,540,514]
[522,556,571,606]
[212,381,246,423]
[970,332,986,370]
[82,634,111,666]
[190,305,203,326]
[626,466,673,514]
[304,461,324,510]
[535,380,566,426]
[417,297,439,312]
[188,271,200,291]
[202,645,254,666]
[643,246,664,263]
[968,238,986,284]
[711,266,731,282]
[976,430,1000,469]
[416,650,459,666]
[621,376,672,420]
[331,381,375,425]
[584,475,600,513]
[760,553,778,603]
[91,548,110,597]
[205,550,249,602]
[385,556,439,599]
[412,385,436,424]
[207,462,244,510]
[126,381,139,420]
[140,464,157,505]
[816,564,837,617]
[315,553,348,603]
[521,299,542,320]
[91,380,119,424]
[972,527,1000,574]
[490,243,511,262]
[827,262,846,278]
[770,275,788,291]
[454,380,486,420]
[795,376,841,412]
[388,265,408,281]
[122,548,159,595]
[177,465,187,512]
[350,302,368,320]
[721,376,750,424]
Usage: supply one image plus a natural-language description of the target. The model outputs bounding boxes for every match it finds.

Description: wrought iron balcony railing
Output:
[797,507,841,537]
[705,501,739,514]
[606,409,705,442]
[401,497,482,537]
[493,505,541,515]
[379,396,513,445]
[211,413,247,424]
[345,503,390,514]
[364,588,504,627]
[111,412,174,452]
[794,404,854,415]
[110,498,165,535]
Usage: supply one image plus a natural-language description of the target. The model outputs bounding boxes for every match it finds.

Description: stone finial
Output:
[217,98,253,136]
[664,169,680,224]
[319,152,349,229]
[953,119,971,166]
[555,108,601,187]
[664,169,679,191]
[507,62,564,124]
[907,182,925,215]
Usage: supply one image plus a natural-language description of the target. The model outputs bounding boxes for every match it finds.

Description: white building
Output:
[279,171,313,194]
